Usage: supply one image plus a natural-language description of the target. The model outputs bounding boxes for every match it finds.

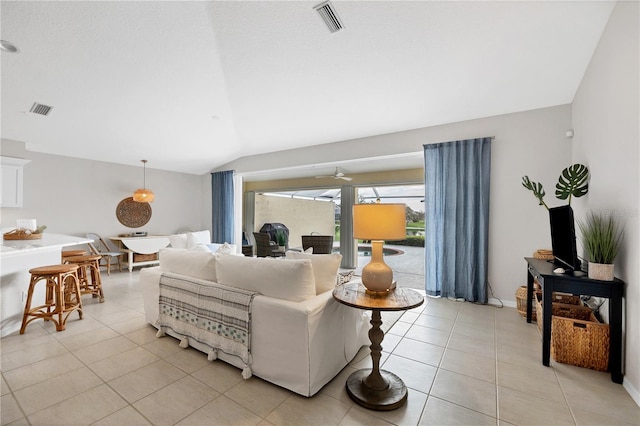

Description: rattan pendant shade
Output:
[133,160,154,203]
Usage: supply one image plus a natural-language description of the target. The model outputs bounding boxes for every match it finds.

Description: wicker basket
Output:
[551,311,610,371]
[133,253,158,262]
[533,249,554,260]
[535,293,590,333]
[517,278,578,320]
[515,286,537,320]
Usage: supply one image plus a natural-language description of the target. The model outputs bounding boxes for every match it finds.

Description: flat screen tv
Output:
[549,205,581,271]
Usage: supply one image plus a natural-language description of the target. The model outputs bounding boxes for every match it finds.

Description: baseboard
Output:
[624,377,640,408]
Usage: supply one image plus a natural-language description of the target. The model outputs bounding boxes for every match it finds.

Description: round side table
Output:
[332,282,424,411]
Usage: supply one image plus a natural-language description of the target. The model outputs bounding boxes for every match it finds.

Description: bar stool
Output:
[64,254,105,302]
[61,249,86,262]
[20,264,83,334]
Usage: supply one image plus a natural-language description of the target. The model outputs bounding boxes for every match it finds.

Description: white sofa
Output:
[140,249,369,397]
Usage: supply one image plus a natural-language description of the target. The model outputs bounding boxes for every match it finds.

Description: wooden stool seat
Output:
[64,254,105,302]
[29,264,79,275]
[61,250,86,262]
[20,264,83,334]
[62,250,86,257]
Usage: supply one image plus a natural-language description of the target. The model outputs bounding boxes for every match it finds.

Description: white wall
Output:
[219,105,575,305]
[571,1,639,405]
[1,139,206,240]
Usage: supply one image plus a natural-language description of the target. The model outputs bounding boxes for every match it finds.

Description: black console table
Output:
[525,257,625,383]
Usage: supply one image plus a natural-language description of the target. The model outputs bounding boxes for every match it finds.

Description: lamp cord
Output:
[487,281,504,308]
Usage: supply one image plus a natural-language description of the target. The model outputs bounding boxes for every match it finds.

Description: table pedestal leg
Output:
[345,309,408,411]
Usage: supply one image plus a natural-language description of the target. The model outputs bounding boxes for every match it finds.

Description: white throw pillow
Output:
[189,244,211,253]
[214,242,235,255]
[169,234,188,249]
[159,248,217,282]
[285,251,342,294]
[186,230,211,248]
[216,255,316,302]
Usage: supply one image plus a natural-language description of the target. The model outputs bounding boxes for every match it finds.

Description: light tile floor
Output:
[2,271,639,425]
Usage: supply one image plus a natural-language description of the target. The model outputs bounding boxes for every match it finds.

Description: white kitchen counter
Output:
[1,233,92,337]
[1,233,91,257]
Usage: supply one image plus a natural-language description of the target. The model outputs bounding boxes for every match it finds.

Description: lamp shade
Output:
[133,159,154,203]
[353,203,406,240]
[133,188,155,203]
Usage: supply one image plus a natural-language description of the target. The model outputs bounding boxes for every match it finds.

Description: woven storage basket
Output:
[533,249,554,260]
[551,311,610,371]
[535,293,591,333]
[515,286,537,320]
[133,253,158,262]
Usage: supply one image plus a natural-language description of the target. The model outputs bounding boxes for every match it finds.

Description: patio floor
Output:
[346,244,425,290]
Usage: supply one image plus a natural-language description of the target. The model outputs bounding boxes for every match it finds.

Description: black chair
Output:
[301,235,334,254]
[253,232,284,258]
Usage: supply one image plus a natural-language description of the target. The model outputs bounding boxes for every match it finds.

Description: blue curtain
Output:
[211,170,234,244]
[424,138,491,303]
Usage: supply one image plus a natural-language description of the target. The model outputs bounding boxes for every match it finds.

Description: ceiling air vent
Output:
[29,102,53,116]
[314,1,344,33]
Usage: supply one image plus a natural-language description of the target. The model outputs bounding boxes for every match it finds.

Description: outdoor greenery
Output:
[332,205,426,247]
[406,206,424,223]
[578,212,623,264]
[387,236,425,247]
[275,230,287,247]
[334,221,425,247]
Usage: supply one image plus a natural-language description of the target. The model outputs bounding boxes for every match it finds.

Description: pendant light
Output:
[133,160,155,202]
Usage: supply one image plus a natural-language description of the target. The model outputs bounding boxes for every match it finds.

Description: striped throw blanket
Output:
[158,272,258,372]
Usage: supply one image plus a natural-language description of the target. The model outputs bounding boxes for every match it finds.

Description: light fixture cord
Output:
[141,159,148,189]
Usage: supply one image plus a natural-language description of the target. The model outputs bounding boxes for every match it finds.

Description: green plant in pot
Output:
[275,230,287,251]
[521,163,590,261]
[578,212,623,281]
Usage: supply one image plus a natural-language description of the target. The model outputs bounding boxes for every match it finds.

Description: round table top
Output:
[333,282,424,311]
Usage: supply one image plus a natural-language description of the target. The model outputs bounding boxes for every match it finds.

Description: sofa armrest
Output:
[251,289,368,396]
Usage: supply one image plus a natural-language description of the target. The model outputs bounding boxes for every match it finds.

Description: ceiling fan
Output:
[315,167,353,181]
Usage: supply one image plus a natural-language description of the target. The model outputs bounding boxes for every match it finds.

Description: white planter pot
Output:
[588,262,615,281]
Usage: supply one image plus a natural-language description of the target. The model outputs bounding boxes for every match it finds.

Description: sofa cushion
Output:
[186,230,211,248]
[159,248,217,282]
[285,251,342,294]
[216,255,316,302]
[169,234,187,249]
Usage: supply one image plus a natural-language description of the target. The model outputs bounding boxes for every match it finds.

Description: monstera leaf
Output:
[555,163,589,204]
[522,176,549,209]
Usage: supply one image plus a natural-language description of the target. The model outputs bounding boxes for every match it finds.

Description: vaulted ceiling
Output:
[0,1,614,175]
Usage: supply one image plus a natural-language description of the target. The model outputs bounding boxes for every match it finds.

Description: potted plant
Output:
[275,230,287,252]
[577,212,623,281]
[522,163,590,210]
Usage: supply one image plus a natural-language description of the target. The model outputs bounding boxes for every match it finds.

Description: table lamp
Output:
[353,202,406,294]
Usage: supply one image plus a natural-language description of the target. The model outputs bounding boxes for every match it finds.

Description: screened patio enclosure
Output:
[251,185,424,268]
